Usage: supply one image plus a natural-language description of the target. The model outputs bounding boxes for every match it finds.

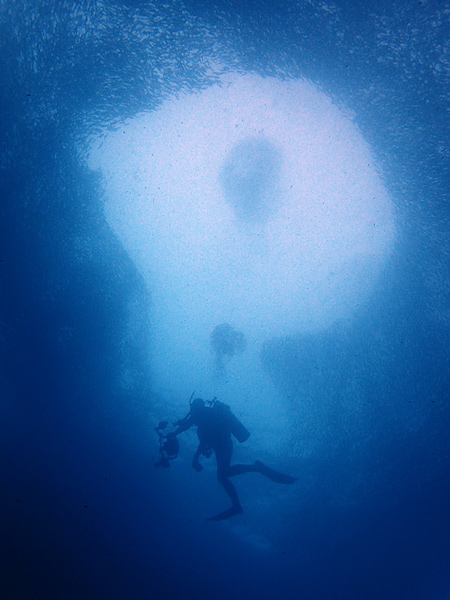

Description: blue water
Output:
[1,1,450,599]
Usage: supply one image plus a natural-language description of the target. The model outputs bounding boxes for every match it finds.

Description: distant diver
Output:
[210,323,247,376]
[160,395,296,521]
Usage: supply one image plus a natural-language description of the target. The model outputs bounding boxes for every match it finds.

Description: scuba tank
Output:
[228,409,250,443]
[208,398,250,443]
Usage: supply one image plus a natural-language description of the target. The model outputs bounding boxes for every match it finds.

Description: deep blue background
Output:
[1,1,450,598]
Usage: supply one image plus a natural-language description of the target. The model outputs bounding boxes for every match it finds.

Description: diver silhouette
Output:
[167,397,296,520]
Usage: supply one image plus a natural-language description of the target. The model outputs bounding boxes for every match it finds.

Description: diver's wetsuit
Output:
[172,401,295,520]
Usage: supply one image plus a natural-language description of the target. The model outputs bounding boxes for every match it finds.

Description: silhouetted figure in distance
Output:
[210,323,247,377]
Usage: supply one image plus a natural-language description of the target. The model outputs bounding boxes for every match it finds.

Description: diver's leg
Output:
[216,441,241,507]
[192,444,203,472]
[218,447,296,483]
[217,477,242,509]
[227,463,296,482]
[207,440,243,520]
[254,461,297,484]
[227,463,259,477]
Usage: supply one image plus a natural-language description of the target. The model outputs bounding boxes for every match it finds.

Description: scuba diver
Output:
[165,397,296,521]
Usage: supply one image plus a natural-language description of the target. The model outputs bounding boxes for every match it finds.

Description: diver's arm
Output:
[168,413,193,437]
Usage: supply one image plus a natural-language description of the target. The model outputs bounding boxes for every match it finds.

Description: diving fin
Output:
[255,461,297,484]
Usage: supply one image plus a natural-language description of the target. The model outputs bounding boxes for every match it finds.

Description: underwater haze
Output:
[1,1,450,599]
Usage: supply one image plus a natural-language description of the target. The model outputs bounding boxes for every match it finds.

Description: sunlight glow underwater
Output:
[88,73,396,436]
